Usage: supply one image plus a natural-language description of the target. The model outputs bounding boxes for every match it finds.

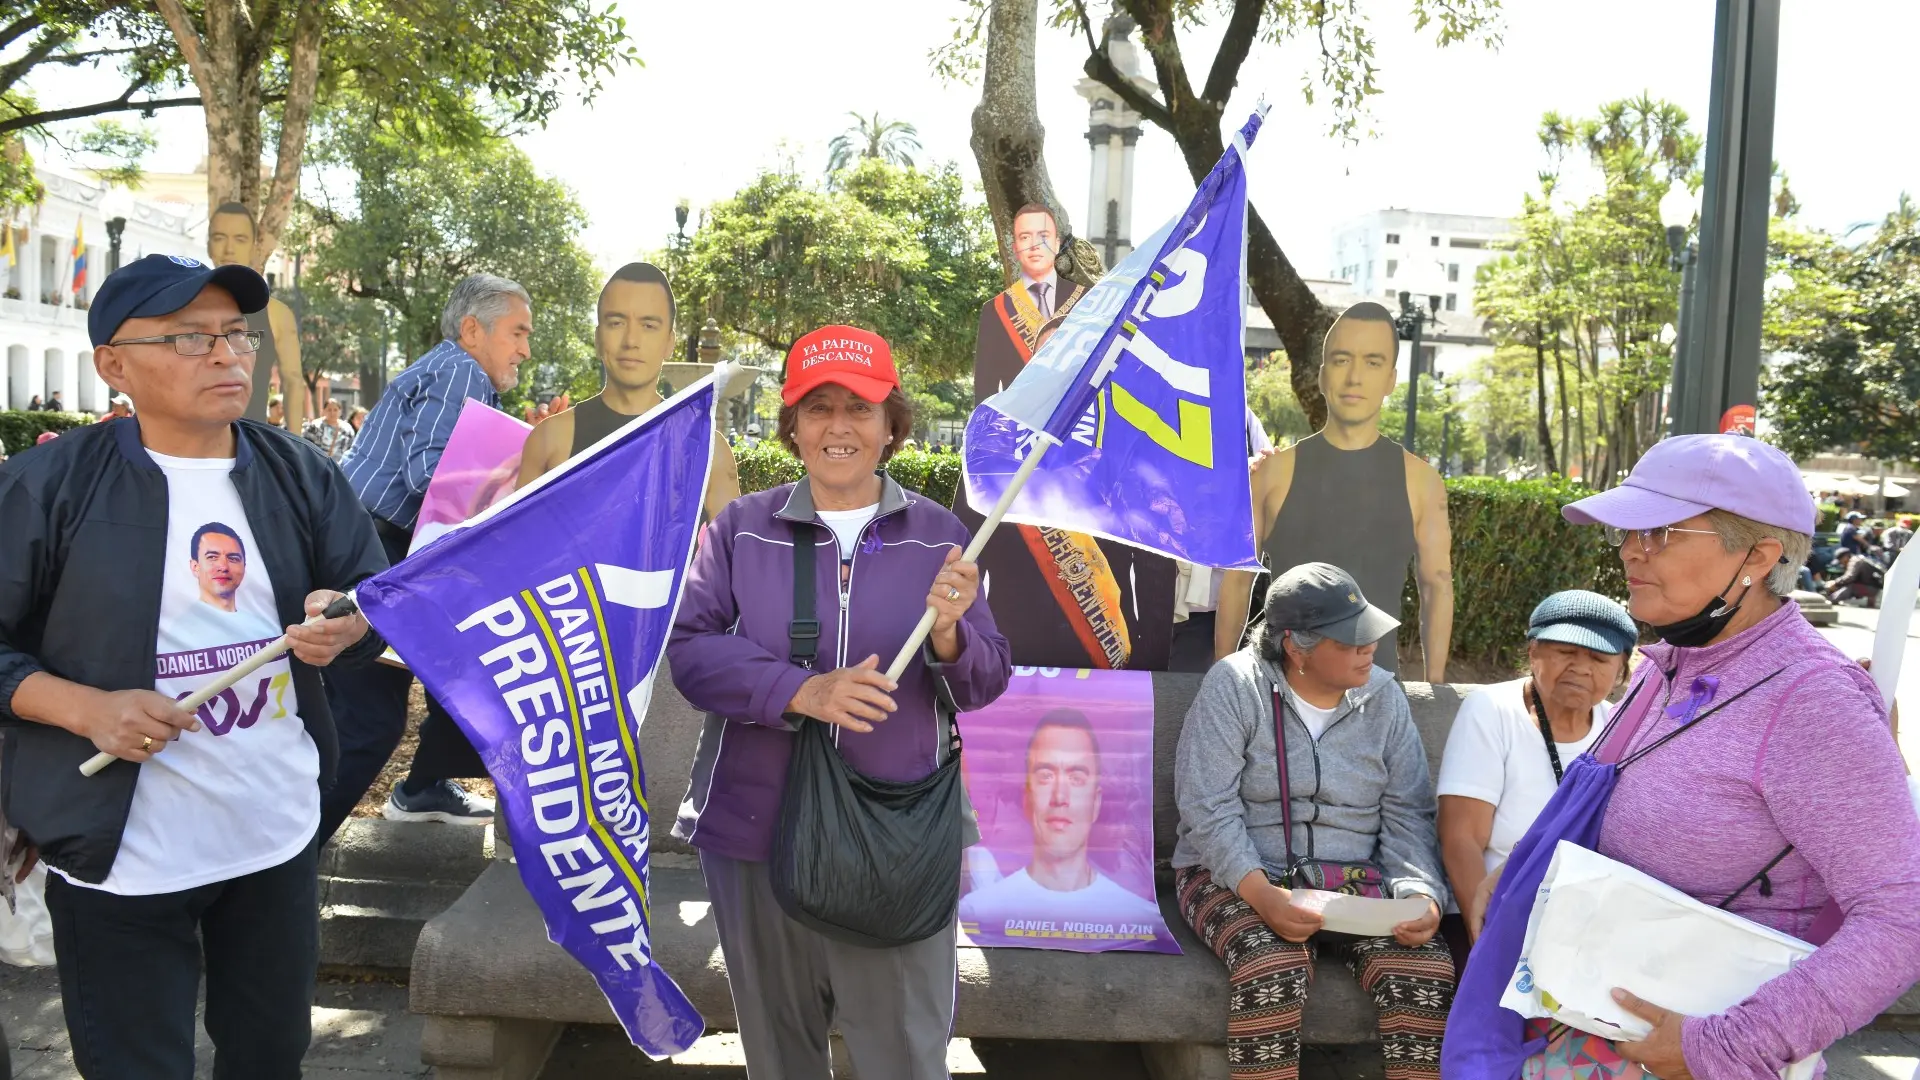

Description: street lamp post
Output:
[1395,291,1441,454]
[1661,186,1700,437]
[100,186,134,275]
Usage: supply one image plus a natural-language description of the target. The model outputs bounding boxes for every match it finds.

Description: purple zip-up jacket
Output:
[1597,599,1920,1079]
[667,475,1012,862]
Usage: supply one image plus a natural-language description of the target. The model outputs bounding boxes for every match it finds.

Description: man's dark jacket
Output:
[0,418,389,883]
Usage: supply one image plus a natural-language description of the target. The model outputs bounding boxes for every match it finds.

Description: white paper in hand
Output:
[1502,841,1821,1080]
[1289,890,1432,937]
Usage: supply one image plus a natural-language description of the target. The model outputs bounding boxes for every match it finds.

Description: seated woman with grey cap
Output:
[1435,590,1636,952]
[1171,562,1452,1080]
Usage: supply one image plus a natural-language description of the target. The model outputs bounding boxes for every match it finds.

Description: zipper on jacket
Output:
[1296,693,1364,862]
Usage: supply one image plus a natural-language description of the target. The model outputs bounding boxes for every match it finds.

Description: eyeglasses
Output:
[106,330,263,357]
[1603,524,1720,555]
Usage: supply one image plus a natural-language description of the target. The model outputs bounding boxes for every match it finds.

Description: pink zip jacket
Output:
[1596,599,1920,1078]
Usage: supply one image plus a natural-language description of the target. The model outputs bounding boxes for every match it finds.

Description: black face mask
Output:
[1647,553,1753,648]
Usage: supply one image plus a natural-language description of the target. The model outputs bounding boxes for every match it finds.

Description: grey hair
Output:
[1706,509,1812,596]
[440,273,532,341]
[1257,622,1324,667]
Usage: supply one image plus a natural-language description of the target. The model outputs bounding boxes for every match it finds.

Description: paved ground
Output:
[5,962,1917,1079]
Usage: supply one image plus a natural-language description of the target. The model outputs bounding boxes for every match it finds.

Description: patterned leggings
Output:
[1176,866,1454,1080]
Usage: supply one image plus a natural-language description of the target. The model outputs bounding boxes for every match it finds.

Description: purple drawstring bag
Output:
[1442,676,1664,1077]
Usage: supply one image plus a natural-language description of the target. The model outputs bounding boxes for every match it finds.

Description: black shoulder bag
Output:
[768,523,967,948]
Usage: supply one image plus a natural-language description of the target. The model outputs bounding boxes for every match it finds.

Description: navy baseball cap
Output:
[1526,590,1638,656]
[88,254,269,347]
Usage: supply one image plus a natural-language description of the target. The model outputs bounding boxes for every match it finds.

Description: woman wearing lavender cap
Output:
[1444,434,1920,1080]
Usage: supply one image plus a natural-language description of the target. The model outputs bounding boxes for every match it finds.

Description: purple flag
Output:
[963,109,1266,570]
[356,380,714,1057]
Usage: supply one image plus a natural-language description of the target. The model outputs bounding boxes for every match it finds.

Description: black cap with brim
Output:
[88,254,269,347]
[1265,561,1401,647]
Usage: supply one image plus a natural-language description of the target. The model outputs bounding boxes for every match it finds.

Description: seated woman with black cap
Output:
[1171,561,1452,1080]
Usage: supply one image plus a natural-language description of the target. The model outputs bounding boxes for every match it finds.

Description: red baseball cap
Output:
[781,325,898,406]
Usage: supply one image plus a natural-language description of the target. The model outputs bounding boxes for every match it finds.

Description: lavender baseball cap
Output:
[1563,434,1816,534]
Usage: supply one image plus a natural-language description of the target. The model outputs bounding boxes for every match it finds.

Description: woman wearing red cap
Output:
[668,325,1011,1078]
[1447,434,1920,1080]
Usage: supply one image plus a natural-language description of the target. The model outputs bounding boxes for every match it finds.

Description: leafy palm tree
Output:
[826,112,921,174]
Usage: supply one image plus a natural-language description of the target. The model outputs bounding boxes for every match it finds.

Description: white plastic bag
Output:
[1502,840,1821,1080]
[0,862,55,967]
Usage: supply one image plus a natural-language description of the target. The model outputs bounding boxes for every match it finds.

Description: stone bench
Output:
[409,668,1920,1078]
[411,670,1475,1079]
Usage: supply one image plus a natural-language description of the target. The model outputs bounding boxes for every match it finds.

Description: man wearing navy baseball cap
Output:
[0,254,389,1076]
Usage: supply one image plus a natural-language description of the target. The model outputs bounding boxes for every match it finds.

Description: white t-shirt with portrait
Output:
[1435,677,1608,876]
[59,450,320,895]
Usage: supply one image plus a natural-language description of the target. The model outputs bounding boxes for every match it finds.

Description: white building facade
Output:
[2,169,198,412]
[1328,208,1514,380]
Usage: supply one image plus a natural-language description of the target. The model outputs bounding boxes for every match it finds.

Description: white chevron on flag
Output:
[596,564,675,610]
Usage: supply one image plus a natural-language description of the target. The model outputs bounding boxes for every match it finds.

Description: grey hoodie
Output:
[1171,647,1447,906]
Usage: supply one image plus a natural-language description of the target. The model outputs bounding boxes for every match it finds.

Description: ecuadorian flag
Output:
[69,219,85,296]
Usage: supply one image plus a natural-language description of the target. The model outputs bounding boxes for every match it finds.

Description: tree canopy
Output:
[674,157,1001,387]
[827,112,921,173]
[1763,196,1920,462]
[295,125,600,413]
[1474,95,1699,488]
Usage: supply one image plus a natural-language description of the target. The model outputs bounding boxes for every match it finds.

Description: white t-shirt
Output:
[1435,678,1608,875]
[958,867,1162,928]
[1285,687,1340,741]
[816,504,879,561]
[60,451,320,895]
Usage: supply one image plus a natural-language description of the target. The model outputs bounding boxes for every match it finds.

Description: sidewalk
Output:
[6,963,1918,1079]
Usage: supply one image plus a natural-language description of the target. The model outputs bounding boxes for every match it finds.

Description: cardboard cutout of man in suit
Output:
[962,203,1176,671]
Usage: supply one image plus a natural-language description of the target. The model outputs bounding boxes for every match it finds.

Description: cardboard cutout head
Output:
[1012,203,1059,282]
[207,202,257,269]
[1317,302,1400,430]
[596,262,676,393]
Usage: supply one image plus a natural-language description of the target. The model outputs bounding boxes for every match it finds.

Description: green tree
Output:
[676,158,1001,386]
[1762,196,1920,462]
[296,128,600,412]
[1245,351,1309,446]
[1474,96,1699,488]
[141,0,635,267]
[937,0,1503,428]
[826,111,922,173]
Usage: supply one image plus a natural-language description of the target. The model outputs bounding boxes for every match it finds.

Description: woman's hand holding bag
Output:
[786,655,896,734]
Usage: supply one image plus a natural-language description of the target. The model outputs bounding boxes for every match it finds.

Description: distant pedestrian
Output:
[25,395,42,411]
[302,397,355,464]
[1884,517,1914,555]
[98,393,133,422]
[266,393,285,429]
[45,391,62,412]
[347,405,368,433]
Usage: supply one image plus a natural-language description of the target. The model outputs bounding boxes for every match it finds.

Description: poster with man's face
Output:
[596,265,676,392]
[190,524,247,612]
[955,668,1178,954]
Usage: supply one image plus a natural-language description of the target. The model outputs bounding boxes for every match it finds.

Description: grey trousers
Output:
[699,850,957,1080]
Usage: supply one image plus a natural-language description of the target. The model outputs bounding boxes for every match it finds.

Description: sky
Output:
[69,0,1920,279]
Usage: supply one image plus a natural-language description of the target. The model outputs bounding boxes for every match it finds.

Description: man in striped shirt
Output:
[321,274,532,835]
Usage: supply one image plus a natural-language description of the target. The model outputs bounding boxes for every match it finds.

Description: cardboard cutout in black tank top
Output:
[1263,433,1417,673]
[566,394,631,457]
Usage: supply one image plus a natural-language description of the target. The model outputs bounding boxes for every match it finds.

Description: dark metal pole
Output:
[1679,0,1780,434]
[1402,316,1424,452]
[1667,245,1698,435]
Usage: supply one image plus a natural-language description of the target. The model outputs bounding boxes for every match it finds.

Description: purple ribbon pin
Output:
[1665,674,1721,725]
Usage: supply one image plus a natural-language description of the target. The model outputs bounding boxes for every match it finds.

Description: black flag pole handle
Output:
[79,594,361,777]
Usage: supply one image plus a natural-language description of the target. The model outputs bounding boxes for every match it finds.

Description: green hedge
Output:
[734,442,961,508]
[1400,475,1628,670]
[733,443,1620,673]
[0,410,90,455]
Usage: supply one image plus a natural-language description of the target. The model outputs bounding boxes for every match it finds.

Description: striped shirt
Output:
[338,340,499,529]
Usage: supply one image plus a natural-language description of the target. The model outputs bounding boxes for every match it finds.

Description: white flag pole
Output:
[80,595,359,776]
[883,437,1054,683]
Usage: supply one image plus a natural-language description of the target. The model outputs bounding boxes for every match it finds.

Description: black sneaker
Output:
[383,779,494,824]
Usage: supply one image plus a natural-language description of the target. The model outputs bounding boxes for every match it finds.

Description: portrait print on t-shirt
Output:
[160,520,293,735]
[66,449,321,897]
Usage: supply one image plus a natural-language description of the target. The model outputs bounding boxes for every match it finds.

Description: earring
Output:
[1298,667,1305,676]
[1742,575,1751,586]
